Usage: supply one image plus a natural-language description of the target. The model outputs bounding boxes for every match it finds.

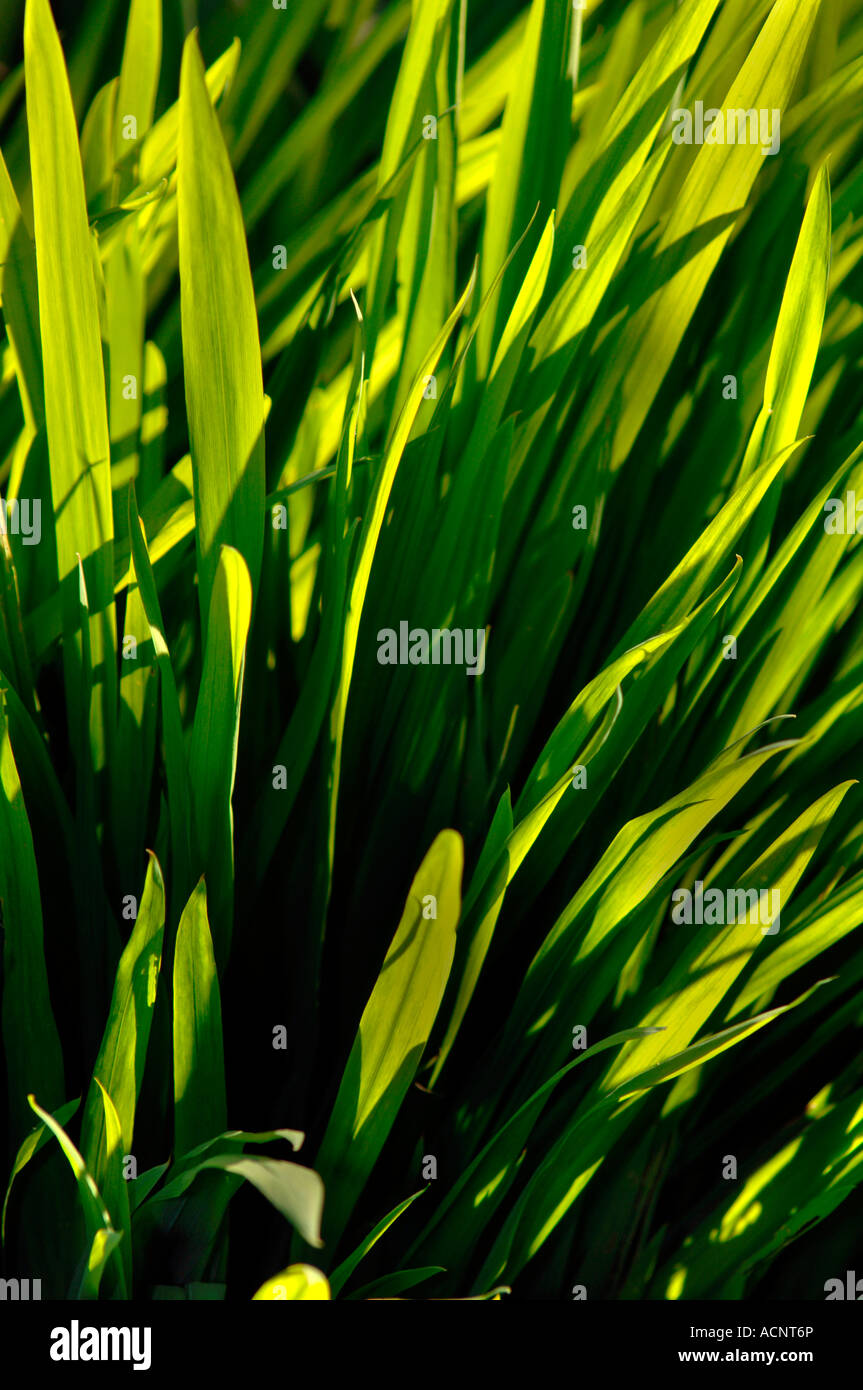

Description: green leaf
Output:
[74,1227,125,1300]
[475,0,571,375]
[110,564,158,887]
[127,492,193,911]
[115,0,162,171]
[176,1127,304,1169]
[740,164,832,484]
[24,0,117,770]
[0,690,64,1140]
[91,1079,131,1295]
[349,1266,444,1299]
[728,873,863,1018]
[2,1097,79,1242]
[138,40,240,190]
[178,30,266,624]
[26,1094,120,1289]
[187,547,253,967]
[329,1189,426,1296]
[601,783,854,1091]
[329,272,476,869]
[314,830,463,1248]
[80,851,165,1172]
[0,148,44,433]
[580,0,822,471]
[147,1128,304,1201]
[173,878,228,1159]
[606,986,827,1102]
[197,1155,324,1250]
[654,1082,863,1298]
[412,1028,662,1269]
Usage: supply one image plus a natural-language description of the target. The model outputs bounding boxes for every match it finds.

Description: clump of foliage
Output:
[2,0,863,1301]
